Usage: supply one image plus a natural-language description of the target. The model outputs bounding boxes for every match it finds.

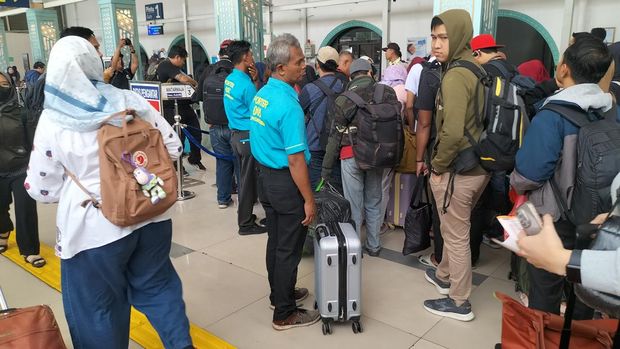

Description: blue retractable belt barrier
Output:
[181,127,236,161]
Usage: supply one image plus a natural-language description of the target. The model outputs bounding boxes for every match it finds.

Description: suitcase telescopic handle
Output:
[0,287,8,311]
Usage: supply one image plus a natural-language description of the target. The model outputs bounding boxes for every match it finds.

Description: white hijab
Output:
[43,36,152,132]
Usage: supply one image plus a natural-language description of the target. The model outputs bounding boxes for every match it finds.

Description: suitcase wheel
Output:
[322,322,333,335]
[352,321,363,334]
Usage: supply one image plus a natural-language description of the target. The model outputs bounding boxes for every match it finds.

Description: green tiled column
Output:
[433,0,499,36]
[98,0,143,78]
[0,20,9,71]
[214,0,264,61]
[26,9,60,63]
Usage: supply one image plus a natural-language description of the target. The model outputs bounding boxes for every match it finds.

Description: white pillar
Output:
[182,0,193,76]
[381,0,391,70]
[559,0,575,56]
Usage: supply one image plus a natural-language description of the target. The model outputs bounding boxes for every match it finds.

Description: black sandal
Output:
[24,255,46,268]
[0,232,9,254]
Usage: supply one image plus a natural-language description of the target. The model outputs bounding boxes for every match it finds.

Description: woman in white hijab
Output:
[25,36,193,349]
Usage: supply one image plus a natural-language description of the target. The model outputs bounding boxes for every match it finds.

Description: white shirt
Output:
[405,62,424,96]
[25,110,181,259]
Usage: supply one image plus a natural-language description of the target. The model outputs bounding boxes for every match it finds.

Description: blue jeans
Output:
[341,158,384,252]
[61,220,192,349]
[210,125,239,204]
[309,150,343,194]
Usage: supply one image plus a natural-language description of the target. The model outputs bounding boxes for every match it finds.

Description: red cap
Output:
[220,39,233,49]
[470,34,504,51]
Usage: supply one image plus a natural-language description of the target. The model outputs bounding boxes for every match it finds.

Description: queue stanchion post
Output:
[174,110,196,201]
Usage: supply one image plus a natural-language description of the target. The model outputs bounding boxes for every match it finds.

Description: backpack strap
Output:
[541,103,591,128]
[341,89,368,109]
[307,78,339,135]
[446,61,486,147]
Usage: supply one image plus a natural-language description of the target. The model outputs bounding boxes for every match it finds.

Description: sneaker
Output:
[482,235,502,249]
[182,166,189,177]
[218,199,233,209]
[269,287,309,310]
[238,224,267,235]
[363,246,381,257]
[272,309,320,331]
[258,218,267,227]
[423,297,475,322]
[424,268,450,295]
[418,253,438,268]
[189,161,207,171]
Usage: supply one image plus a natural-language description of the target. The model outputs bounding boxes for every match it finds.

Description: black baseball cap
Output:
[382,42,402,56]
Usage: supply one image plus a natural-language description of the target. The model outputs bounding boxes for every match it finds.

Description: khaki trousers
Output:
[430,172,490,304]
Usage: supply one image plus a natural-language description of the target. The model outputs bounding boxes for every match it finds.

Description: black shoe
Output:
[363,246,381,257]
[258,218,267,227]
[190,161,206,171]
[182,167,189,177]
[238,224,267,235]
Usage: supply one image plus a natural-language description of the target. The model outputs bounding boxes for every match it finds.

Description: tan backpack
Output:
[66,110,177,227]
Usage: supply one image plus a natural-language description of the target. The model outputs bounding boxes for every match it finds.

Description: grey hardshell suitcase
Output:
[313,222,363,335]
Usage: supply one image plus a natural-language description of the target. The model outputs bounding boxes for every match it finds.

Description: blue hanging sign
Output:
[0,0,30,8]
[145,3,164,21]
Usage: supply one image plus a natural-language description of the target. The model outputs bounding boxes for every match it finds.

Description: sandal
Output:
[24,255,46,268]
[0,232,9,254]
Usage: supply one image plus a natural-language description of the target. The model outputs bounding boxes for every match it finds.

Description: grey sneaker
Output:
[270,288,309,310]
[482,235,502,249]
[272,309,320,331]
[424,268,450,295]
[423,297,475,322]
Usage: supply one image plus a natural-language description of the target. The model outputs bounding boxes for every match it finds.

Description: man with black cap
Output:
[322,58,399,257]
[299,46,345,192]
[383,42,404,66]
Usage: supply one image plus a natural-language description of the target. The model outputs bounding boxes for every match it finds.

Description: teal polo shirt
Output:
[249,77,311,169]
[223,68,257,131]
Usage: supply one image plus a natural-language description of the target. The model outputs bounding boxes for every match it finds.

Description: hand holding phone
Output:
[517,202,543,236]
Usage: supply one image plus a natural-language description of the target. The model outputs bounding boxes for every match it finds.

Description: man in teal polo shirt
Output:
[223,40,265,235]
[250,33,319,331]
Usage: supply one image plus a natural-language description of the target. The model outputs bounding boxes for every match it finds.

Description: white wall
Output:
[5,32,32,76]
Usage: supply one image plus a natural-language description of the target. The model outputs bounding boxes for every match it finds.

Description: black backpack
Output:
[305,78,343,151]
[342,84,404,170]
[449,60,532,172]
[0,106,32,173]
[144,60,162,81]
[543,103,620,226]
[203,64,233,125]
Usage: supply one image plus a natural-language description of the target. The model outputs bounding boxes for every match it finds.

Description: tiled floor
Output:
[3,154,517,348]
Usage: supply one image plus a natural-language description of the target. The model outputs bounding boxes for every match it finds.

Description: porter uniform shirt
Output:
[223,68,257,131]
[249,78,310,169]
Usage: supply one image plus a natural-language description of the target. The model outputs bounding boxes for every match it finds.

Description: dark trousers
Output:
[527,219,594,319]
[60,220,192,349]
[257,165,307,321]
[163,104,202,164]
[210,125,239,204]
[309,150,343,194]
[0,173,40,255]
[231,130,258,228]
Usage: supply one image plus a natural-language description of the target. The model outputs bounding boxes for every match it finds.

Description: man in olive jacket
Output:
[423,9,490,322]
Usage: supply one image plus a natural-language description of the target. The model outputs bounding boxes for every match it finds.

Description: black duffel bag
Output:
[402,175,432,255]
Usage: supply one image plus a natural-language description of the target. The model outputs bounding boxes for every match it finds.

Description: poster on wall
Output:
[406,37,428,61]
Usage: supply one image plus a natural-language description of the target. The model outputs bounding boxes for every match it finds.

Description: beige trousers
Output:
[430,172,490,304]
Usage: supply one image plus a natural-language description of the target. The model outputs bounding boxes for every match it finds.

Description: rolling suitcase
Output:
[0,287,67,348]
[313,222,363,335]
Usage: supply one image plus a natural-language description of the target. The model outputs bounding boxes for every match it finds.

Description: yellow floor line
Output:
[2,233,235,349]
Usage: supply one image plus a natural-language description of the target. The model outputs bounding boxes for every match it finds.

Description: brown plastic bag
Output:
[0,305,67,349]
[496,292,617,349]
[396,128,417,173]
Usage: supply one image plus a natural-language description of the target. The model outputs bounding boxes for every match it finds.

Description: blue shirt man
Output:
[250,78,310,169]
[224,68,257,131]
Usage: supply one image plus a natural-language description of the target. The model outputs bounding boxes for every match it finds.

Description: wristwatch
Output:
[566,249,582,284]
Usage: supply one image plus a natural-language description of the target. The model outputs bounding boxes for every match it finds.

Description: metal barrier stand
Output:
[174,99,196,201]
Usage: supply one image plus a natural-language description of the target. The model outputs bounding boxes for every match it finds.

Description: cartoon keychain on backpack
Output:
[121,152,167,205]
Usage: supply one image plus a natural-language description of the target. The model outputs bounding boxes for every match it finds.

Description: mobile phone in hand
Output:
[517,201,543,236]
